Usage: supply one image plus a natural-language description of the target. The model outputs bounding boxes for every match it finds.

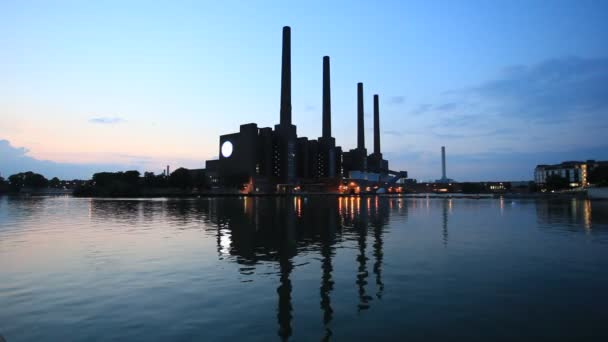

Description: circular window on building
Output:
[221,141,233,158]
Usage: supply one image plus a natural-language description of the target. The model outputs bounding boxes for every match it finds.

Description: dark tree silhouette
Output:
[0,176,8,193]
[49,177,61,188]
[90,171,142,196]
[143,172,168,187]
[169,168,192,189]
[123,170,140,185]
[8,171,48,191]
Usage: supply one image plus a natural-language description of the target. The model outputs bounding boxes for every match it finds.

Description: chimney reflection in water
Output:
[205,196,392,339]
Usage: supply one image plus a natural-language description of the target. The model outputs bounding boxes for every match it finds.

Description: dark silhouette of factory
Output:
[204,26,407,193]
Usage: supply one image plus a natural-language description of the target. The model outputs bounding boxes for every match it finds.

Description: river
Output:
[1,196,607,341]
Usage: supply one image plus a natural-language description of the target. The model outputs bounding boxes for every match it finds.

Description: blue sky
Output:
[1,0,607,180]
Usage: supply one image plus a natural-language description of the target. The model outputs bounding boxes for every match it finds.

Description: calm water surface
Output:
[1,196,608,341]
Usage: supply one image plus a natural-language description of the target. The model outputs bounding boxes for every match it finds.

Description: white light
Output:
[221,141,233,158]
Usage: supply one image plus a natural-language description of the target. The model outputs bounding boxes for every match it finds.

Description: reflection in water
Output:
[65,196,608,341]
[277,253,294,341]
[196,196,393,339]
[2,194,608,342]
[534,198,607,232]
[355,198,371,312]
[584,200,592,230]
[442,199,449,247]
[371,198,388,300]
[277,197,296,341]
[320,203,337,341]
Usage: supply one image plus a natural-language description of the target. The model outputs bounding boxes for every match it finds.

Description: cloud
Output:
[0,139,208,179]
[434,102,459,112]
[383,130,402,137]
[409,102,470,116]
[420,56,608,136]
[0,139,135,179]
[410,103,432,115]
[472,56,608,122]
[390,56,608,180]
[417,56,608,128]
[2,139,200,179]
[389,96,405,105]
[89,117,125,124]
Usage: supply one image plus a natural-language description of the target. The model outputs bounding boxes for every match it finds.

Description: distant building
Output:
[534,160,607,188]
[435,146,454,183]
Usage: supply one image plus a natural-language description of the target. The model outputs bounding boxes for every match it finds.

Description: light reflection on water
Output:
[1,195,608,341]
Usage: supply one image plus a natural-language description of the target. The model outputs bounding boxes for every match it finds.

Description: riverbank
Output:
[12,190,595,200]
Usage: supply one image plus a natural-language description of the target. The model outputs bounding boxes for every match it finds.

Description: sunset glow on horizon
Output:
[2,0,607,180]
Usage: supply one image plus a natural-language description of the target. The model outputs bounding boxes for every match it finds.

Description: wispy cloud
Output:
[410,103,432,115]
[383,130,402,137]
[431,128,515,140]
[472,56,608,122]
[434,102,459,112]
[0,139,206,179]
[393,56,608,180]
[89,117,125,124]
[414,56,608,126]
[303,105,317,112]
[389,96,405,105]
[0,139,134,179]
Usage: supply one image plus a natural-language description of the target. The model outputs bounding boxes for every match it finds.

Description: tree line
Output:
[2,164,608,195]
[0,171,63,193]
[0,168,209,195]
[73,168,210,196]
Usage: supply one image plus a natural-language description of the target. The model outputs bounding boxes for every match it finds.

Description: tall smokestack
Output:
[373,94,380,155]
[280,26,292,126]
[322,56,331,139]
[441,146,446,179]
[357,82,365,149]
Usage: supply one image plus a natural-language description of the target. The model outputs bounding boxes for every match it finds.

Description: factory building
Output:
[205,26,406,193]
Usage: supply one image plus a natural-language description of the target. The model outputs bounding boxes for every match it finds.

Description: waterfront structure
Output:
[407,181,532,194]
[535,161,587,187]
[205,26,406,192]
[534,160,607,188]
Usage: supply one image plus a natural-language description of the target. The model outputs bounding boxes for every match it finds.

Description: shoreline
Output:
[2,191,596,200]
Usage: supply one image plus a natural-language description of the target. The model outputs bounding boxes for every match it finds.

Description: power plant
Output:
[204,26,407,193]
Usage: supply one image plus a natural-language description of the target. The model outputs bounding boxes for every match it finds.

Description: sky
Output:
[1,0,607,181]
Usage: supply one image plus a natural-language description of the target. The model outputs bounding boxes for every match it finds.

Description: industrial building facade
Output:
[205,26,405,193]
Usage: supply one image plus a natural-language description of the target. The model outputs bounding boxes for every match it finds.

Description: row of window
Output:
[535,168,582,183]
